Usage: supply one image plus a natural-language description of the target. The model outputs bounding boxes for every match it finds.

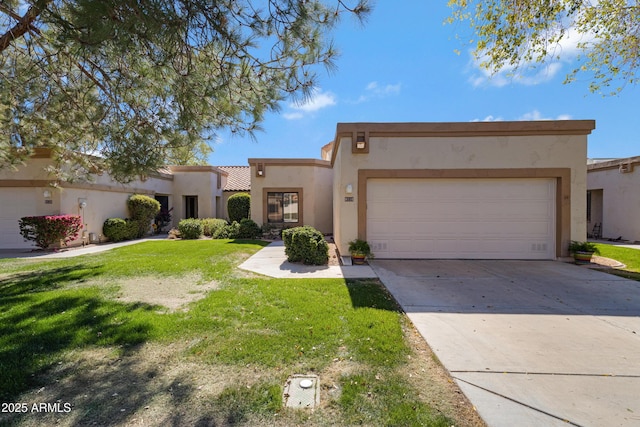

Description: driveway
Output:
[370,260,640,427]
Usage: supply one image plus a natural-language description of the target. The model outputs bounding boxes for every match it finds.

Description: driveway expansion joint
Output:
[453,376,585,427]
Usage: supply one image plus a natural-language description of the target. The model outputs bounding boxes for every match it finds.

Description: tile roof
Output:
[218,166,251,191]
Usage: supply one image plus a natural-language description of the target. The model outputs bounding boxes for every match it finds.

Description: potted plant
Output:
[348,239,373,265]
[569,241,600,264]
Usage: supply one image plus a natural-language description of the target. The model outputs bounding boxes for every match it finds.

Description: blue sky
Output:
[208,1,639,166]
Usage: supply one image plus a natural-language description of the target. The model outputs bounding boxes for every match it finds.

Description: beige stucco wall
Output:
[249,160,333,233]
[0,157,174,248]
[587,161,640,242]
[332,121,594,258]
[169,167,224,223]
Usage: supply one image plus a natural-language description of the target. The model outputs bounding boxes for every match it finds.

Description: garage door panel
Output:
[367,178,555,259]
[0,189,40,249]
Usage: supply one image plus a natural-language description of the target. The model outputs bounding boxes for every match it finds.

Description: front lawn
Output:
[593,243,640,280]
[0,240,481,426]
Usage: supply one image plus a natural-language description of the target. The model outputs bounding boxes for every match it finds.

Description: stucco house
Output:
[587,156,640,243]
[1,120,596,259]
[251,121,595,260]
[0,149,230,249]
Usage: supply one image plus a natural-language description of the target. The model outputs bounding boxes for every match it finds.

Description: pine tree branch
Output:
[0,0,51,53]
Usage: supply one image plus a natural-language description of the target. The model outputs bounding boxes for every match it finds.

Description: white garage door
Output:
[0,189,39,249]
[367,178,556,259]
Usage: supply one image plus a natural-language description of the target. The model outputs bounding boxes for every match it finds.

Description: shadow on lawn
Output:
[0,263,262,426]
[0,264,104,297]
[0,340,229,427]
[346,279,403,312]
[0,289,160,400]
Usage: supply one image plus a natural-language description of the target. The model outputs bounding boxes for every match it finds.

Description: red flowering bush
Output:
[19,215,83,249]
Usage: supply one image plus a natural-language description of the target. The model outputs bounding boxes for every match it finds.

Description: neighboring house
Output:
[251,121,595,260]
[217,166,251,220]
[0,149,228,249]
[248,158,333,234]
[1,120,596,260]
[587,156,640,243]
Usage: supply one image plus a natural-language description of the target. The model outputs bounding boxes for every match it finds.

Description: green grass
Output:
[0,239,454,426]
[593,243,640,278]
[339,371,452,426]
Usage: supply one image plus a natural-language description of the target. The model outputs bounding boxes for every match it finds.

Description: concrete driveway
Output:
[370,260,640,427]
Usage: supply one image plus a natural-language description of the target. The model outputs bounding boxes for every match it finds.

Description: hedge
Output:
[227,192,250,223]
[282,226,328,265]
[237,218,261,239]
[178,218,203,239]
[127,194,160,237]
[19,215,83,249]
[103,218,139,242]
[201,218,227,237]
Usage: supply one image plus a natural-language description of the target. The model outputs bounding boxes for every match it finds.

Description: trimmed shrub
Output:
[178,218,203,239]
[103,218,139,242]
[201,218,227,237]
[282,226,328,265]
[19,215,82,249]
[127,194,160,237]
[227,192,251,223]
[237,218,262,239]
[215,221,240,239]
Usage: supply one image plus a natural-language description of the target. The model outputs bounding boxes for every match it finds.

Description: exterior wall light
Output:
[43,190,51,198]
[351,131,369,153]
[345,184,353,194]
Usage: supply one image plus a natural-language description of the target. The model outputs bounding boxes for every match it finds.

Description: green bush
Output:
[128,194,160,237]
[103,218,139,242]
[201,218,227,237]
[227,192,251,223]
[282,226,328,265]
[19,215,83,249]
[215,221,240,239]
[237,218,261,239]
[178,218,203,239]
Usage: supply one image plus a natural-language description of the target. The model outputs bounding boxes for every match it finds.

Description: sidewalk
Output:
[238,241,377,279]
[0,236,164,260]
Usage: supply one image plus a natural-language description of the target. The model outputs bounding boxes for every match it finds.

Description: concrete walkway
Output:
[0,236,165,260]
[238,241,377,279]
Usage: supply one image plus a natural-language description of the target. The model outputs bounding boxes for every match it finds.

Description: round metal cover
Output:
[299,379,313,389]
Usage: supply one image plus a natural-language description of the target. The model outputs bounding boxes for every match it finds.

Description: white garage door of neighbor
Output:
[0,189,38,249]
[367,178,556,259]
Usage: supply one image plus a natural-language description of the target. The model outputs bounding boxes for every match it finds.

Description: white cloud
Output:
[283,89,336,120]
[469,25,596,88]
[472,115,504,122]
[366,81,402,96]
[471,111,572,122]
[517,110,573,121]
[352,81,402,104]
[282,112,304,120]
[555,114,573,120]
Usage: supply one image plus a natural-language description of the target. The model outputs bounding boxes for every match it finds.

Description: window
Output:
[185,195,198,219]
[586,191,592,222]
[267,192,299,223]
